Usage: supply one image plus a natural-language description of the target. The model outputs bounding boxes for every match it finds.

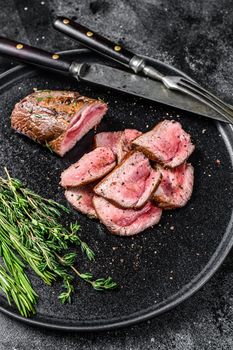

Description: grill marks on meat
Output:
[132,120,195,167]
[94,131,122,155]
[94,151,161,209]
[93,196,162,236]
[65,185,97,218]
[11,90,108,156]
[116,129,142,163]
[60,147,116,188]
[153,163,194,209]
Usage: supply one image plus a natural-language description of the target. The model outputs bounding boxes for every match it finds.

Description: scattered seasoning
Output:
[45,141,54,153]
[87,214,97,219]
[32,113,47,118]
[36,97,44,102]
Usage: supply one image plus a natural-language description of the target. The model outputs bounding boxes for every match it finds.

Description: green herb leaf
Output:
[45,141,54,153]
[0,169,118,317]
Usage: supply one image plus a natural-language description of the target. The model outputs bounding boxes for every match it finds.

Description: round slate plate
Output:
[0,49,232,331]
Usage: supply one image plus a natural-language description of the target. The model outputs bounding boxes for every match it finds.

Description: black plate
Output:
[0,49,232,331]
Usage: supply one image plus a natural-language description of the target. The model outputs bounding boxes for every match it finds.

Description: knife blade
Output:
[0,36,228,123]
[73,62,227,123]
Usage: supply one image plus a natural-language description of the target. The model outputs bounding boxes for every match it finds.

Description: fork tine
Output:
[180,78,233,117]
[177,81,233,124]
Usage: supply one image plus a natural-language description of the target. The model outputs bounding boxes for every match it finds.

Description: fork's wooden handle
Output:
[54,16,134,66]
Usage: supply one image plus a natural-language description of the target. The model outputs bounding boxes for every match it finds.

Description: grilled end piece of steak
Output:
[132,120,195,167]
[94,131,123,155]
[94,151,161,209]
[116,129,142,163]
[65,185,97,218]
[60,147,116,188]
[11,90,108,156]
[93,196,162,236]
[153,163,194,209]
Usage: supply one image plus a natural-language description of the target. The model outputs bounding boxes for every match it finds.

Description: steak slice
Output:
[11,90,108,156]
[94,131,123,155]
[132,120,195,167]
[94,151,161,209]
[116,129,142,163]
[60,147,116,188]
[65,185,97,218]
[93,196,162,236]
[153,163,194,209]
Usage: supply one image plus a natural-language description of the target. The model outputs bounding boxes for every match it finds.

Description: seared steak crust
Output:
[11,90,108,156]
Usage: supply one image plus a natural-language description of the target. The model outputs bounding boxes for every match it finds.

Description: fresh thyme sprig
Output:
[44,141,54,153]
[0,169,117,317]
[0,242,37,317]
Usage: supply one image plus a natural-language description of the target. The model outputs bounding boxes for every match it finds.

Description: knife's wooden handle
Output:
[54,16,134,66]
[0,37,71,72]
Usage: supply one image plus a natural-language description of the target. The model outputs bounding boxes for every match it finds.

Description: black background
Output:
[0,0,233,349]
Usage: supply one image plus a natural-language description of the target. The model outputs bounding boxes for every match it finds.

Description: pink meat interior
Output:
[61,103,107,154]
[114,202,152,227]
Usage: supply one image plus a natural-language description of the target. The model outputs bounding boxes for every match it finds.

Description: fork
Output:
[54,16,233,125]
[142,67,233,124]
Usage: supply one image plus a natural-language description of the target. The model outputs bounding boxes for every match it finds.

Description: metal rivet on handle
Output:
[52,54,59,59]
[16,44,24,49]
[114,45,121,52]
[63,19,70,24]
[86,31,94,37]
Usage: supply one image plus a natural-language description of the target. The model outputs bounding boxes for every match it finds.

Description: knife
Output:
[0,37,228,123]
[53,17,233,124]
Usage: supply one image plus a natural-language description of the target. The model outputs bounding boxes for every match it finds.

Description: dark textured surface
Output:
[1,56,232,329]
[0,0,233,348]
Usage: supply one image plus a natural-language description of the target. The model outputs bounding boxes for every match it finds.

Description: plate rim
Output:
[0,48,232,332]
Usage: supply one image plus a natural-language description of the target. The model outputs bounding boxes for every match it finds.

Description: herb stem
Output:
[0,169,117,316]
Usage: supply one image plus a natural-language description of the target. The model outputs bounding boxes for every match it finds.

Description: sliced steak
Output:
[60,147,116,188]
[11,90,108,156]
[65,185,97,218]
[132,120,195,167]
[116,129,142,163]
[94,151,161,209]
[153,163,194,209]
[94,131,122,154]
[93,196,162,236]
